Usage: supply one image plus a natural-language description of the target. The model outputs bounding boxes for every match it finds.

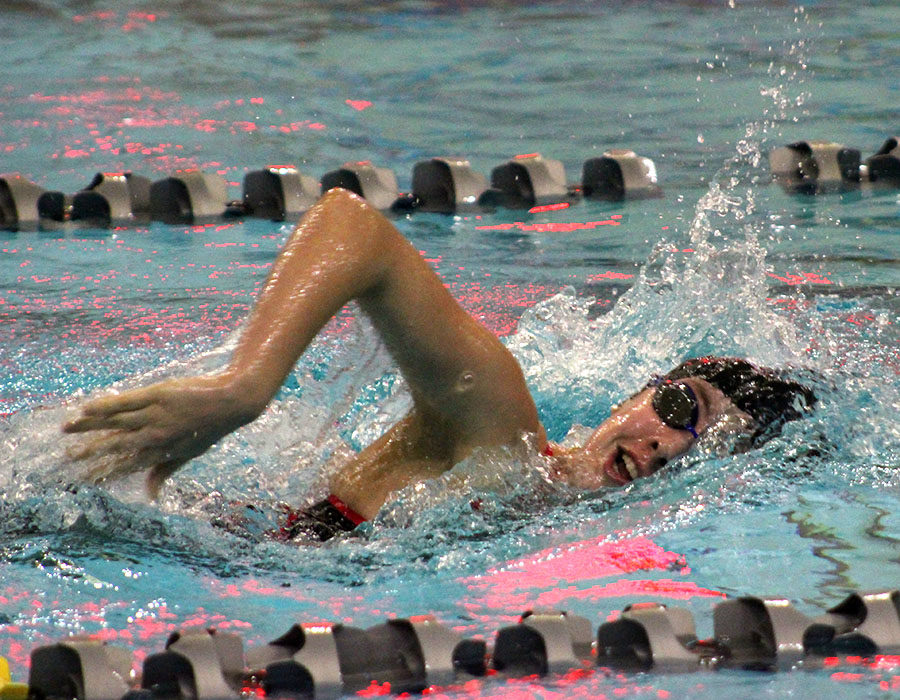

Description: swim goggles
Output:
[651,381,700,439]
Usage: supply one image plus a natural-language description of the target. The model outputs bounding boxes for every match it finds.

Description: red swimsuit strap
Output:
[327,494,367,525]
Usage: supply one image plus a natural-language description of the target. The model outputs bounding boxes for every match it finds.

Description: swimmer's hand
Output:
[62,375,260,498]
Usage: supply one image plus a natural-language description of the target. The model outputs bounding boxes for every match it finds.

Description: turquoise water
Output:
[1,1,898,697]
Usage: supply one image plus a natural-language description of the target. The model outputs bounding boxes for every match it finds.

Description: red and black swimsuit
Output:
[279,494,367,542]
[282,444,556,542]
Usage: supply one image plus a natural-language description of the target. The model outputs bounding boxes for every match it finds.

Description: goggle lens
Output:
[652,382,700,438]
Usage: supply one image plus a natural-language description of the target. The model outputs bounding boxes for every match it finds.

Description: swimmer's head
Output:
[652,356,816,446]
[551,356,816,489]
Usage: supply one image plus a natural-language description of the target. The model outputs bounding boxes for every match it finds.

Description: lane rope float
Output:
[1,137,897,231]
[14,588,900,699]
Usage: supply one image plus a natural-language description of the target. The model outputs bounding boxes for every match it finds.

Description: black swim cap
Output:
[654,356,816,445]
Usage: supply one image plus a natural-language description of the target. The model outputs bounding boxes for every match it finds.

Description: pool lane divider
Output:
[11,589,900,699]
[0,151,657,232]
[1,137,898,232]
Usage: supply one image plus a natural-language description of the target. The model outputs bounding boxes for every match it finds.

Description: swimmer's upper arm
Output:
[355,200,542,447]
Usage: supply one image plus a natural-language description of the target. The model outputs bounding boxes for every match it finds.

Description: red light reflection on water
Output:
[588,271,634,281]
[449,281,562,336]
[13,72,327,171]
[1,279,561,349]
[458,535,723,627]
[71,10,161,32]
[768,271,833,286]
[528,202,570,214]
[827,655,900,691]
[477,216,622,234]
[0,237,265,351]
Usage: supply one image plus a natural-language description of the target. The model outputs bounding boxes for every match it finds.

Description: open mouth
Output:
[609,446,639,483]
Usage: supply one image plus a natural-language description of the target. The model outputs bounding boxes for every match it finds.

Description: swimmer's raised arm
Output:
[227,188,538,432]
[64,188,541,499]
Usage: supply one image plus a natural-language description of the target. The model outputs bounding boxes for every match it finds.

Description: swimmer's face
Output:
[557,378,750,489]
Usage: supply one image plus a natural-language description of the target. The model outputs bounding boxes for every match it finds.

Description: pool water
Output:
[1,1,898,697]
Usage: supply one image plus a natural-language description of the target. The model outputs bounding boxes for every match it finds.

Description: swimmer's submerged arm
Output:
[64,188,541,496]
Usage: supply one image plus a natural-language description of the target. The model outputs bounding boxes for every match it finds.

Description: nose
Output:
[643,421,701,472]
[646,440,669,475]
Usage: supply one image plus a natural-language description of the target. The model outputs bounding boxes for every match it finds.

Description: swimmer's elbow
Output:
[318,186,374,218]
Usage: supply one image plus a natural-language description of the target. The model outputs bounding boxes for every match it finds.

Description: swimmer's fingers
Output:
[63,390,156,433]
[67,427,208,495]
[75,438,185,485]
[80,452,145,484]
[66,418,169,466]
[63,407,154,434]
[70,426,199,492]
[65,432,121,463]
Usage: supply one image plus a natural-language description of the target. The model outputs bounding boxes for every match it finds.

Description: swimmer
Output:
[63,188,814,537]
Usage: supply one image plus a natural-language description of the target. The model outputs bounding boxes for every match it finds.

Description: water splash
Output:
[508,6,827,440]
[509,175,805,440]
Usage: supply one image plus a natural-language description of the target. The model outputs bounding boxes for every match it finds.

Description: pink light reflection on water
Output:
[13,70,328,174]
[458,536,724,626]
[476,217,622,234]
